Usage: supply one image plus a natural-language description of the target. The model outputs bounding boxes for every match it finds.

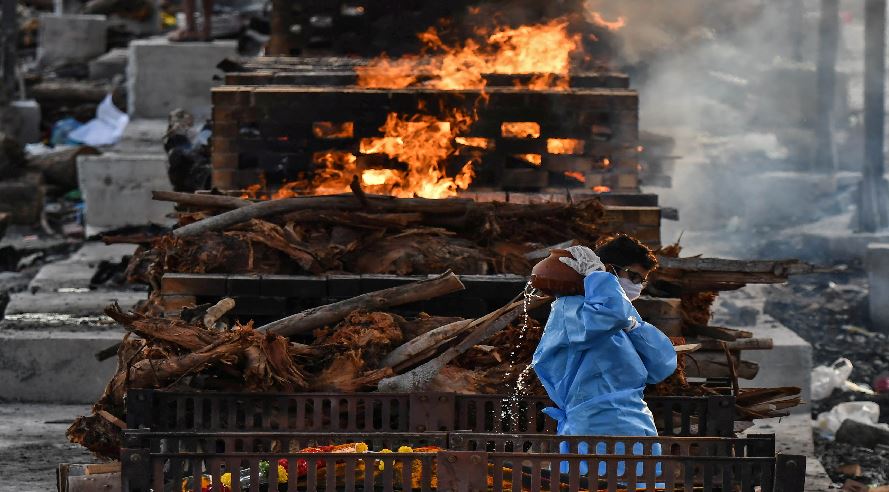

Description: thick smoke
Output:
[587,0,863,258]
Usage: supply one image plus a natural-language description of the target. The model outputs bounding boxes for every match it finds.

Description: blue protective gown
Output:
[532,271,677,474]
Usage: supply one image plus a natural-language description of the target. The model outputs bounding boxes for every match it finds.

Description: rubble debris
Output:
[816,436,889,485]
[836,419,889,449]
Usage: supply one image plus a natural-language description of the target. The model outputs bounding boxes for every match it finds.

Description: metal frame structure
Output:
[119,430,805,492]
[126,390,737,438]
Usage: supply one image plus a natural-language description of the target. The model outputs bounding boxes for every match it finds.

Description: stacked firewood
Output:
[69,273,551,458]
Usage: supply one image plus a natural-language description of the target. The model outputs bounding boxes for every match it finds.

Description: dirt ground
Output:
[0,404,99,492]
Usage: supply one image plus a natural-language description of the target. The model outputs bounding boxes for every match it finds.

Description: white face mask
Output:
[619,277,643,301]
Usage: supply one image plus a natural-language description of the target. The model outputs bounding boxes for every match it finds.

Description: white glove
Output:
[558,245,605,276]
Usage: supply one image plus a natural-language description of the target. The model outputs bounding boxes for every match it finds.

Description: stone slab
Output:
[0,328,123,403]
[28,262,96,292]
[30,242,138,292]
[867,243,889,332]
[37,14,107,67]
[10,100,41,144]
[113,118,167,155]
[127,37,237,119]
[4,290,145,317]
[76,153,175,233]
[88,47,128,80]
[0,271,30,293]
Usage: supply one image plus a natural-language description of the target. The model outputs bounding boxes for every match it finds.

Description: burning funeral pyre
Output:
[69,9,801,472]
[69,191,806,459]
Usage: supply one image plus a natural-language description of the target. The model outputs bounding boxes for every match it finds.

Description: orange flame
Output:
[502,122,541,139]
[593,185,611,193]
[240,183,263,200]
[565,171,586,183]
[455,137,492,149]
[516,154,542,166]
[357,18,581,90]
[303,111,476,199]
[313,122,354,139]
[547,139,585,154]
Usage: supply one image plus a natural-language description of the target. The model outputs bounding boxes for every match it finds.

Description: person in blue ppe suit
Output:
[531,235,677,478]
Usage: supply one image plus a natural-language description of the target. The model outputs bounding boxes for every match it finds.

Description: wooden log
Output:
[691,324,754,341]
[27,146,100,189]
[673,343,701,354]
[742,397,801,416]
[280,210,424,228]
[684,357,759,379]
[736,387,801,406]
[203,297,235,328]
[152,190,251,209]
[651,257,816,292]
[697,338,774,351]
[381,319,472,369]
[257,271,466,337]
[29,80,111,103]
[656,257,814,275]
[169,194,473,237]
[377,295,552,392]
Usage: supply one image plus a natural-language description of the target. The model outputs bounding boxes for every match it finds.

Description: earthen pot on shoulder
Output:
[531,249,584,296]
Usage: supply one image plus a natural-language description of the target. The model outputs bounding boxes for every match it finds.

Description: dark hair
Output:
[595,234,658,270]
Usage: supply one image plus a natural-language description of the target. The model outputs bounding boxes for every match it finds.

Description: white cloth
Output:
[558,245,605,276]
[68,95,129,147]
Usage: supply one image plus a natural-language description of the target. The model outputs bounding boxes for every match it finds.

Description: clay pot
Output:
[531,249,584,296]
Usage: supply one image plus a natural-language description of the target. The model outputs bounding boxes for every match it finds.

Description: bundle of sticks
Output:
[116,191,610,293]
[69,273,553,458]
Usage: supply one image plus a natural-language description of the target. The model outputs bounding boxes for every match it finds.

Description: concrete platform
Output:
[0,327,123,403]
[113,118,167,155]
[37,14,107,67]
[5,291,144,317]
[88,47,128,80]
[127,37,236,119]
[738,315,813,412]
[29,242,137,292]
[0,242,144,403]
[743,414,833,491]
[76,153,176,234]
